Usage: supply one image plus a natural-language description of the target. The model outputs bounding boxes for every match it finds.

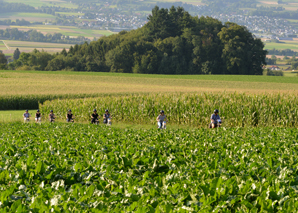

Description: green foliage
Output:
[40,92,298,127]
[1,122,298,211]
[13,48,21,60]
[8,6,266,75]
[0,93,115,110]
[0,28,91,44]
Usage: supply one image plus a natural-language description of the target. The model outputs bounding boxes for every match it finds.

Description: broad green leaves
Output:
[0,123,298,212]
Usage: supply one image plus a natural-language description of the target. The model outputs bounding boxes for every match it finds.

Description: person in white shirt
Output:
[156,110,168,129]
[23,110,31,122]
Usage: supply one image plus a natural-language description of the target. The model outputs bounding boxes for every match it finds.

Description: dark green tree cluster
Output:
[0,0,36,13]
[0,28,90,44]
[10,6,267,75]
[267,48,298,56]
[0,51,8,70]
[0,19,31,26]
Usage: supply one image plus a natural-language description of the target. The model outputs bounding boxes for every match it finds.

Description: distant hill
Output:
[7,6,267,75]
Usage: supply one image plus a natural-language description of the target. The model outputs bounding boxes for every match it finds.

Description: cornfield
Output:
[40,92,298,127]
[0,93,142,110]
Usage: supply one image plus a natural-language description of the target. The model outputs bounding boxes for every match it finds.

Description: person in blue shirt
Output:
[103,109,112,125]
[210,109,221,128]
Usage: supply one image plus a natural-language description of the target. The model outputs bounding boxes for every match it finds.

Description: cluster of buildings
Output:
[209,14,297,37]
[78,13,148,31]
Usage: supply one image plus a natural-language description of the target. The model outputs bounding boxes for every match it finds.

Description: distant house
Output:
[269,65,281,71]
[277,37,293,41]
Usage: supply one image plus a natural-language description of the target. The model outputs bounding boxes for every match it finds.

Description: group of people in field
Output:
[23,109,112,125]
[23,109,222,129]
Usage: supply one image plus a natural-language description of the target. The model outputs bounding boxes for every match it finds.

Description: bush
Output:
[264,69,283,76]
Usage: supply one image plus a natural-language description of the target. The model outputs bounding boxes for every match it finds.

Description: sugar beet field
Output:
[1,123,298,212]
[2,71,298,212]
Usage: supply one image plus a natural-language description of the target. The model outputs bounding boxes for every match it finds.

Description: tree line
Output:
[0,28,91,44]
[0,0,36,13]
[267,49,298,57]
[6,6,267,75]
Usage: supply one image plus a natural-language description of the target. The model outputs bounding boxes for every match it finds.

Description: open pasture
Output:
[148,0,204,5]
[0,70,298,97]
[0,70,297,110]
[1,123,298,212]
[3,0,77,8]
[0,41,8,51]
[257,0,298,11]
[1,40,72,55]
[2,25,115,38]
[264,40,298,51]
[0,12,56,22]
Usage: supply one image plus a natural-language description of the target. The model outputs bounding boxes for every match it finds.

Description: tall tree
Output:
[13,48,21,60]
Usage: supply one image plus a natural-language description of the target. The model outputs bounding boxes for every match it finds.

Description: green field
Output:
[0,70,297,111]
[3,0,77,8]
[0,12,56,22]
[264,40,298,51]
[4,25,115,38]
[0,41,8,51]
[0,110,23,123]
[1,123,298,212]
[257,0,298,11]
[1,40,73,55]
[0,70,298,98]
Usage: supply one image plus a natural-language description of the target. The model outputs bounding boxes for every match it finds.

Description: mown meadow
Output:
[1,123,298,212]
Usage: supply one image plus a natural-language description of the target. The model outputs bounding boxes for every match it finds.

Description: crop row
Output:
[40,93,298,127]
[0,93,142,110]
[1,123,298,212]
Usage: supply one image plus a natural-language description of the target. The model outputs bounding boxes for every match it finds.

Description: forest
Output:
[6,6,267,75]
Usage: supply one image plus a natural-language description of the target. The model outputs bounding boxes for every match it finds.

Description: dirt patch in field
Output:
[266,55,285,59]
[259,1,278,4]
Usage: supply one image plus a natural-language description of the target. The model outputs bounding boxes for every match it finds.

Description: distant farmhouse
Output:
[269,65,281,71]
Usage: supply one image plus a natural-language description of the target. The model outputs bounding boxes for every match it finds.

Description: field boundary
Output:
[1,40,9,50]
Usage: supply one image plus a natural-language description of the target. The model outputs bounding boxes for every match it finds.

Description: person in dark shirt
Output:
[49,110,56,122]
[91,109,99,124]
[209,109,221,128]
[103,109,112,125]
[66,109,75,123]
[35,109,41,123]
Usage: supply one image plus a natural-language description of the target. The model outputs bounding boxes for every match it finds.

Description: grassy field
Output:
[1,40,73,55]
[0,41,8,51]
[3,0,77,8]
[0,12,56,22]
[1,25,115,38]
[0,110,24,122]
[257,0,298,11]
[264,40,298,51]
[0,70,298,97]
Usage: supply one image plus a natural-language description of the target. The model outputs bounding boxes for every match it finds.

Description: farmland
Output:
[3,0,78,8]
[1,122,298,212]
[0,13,56,22]
[0,70,298,110]
[1,40,73,55]
[40,93,298,128]
[2,25,115,38]
[264,40,298,51]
